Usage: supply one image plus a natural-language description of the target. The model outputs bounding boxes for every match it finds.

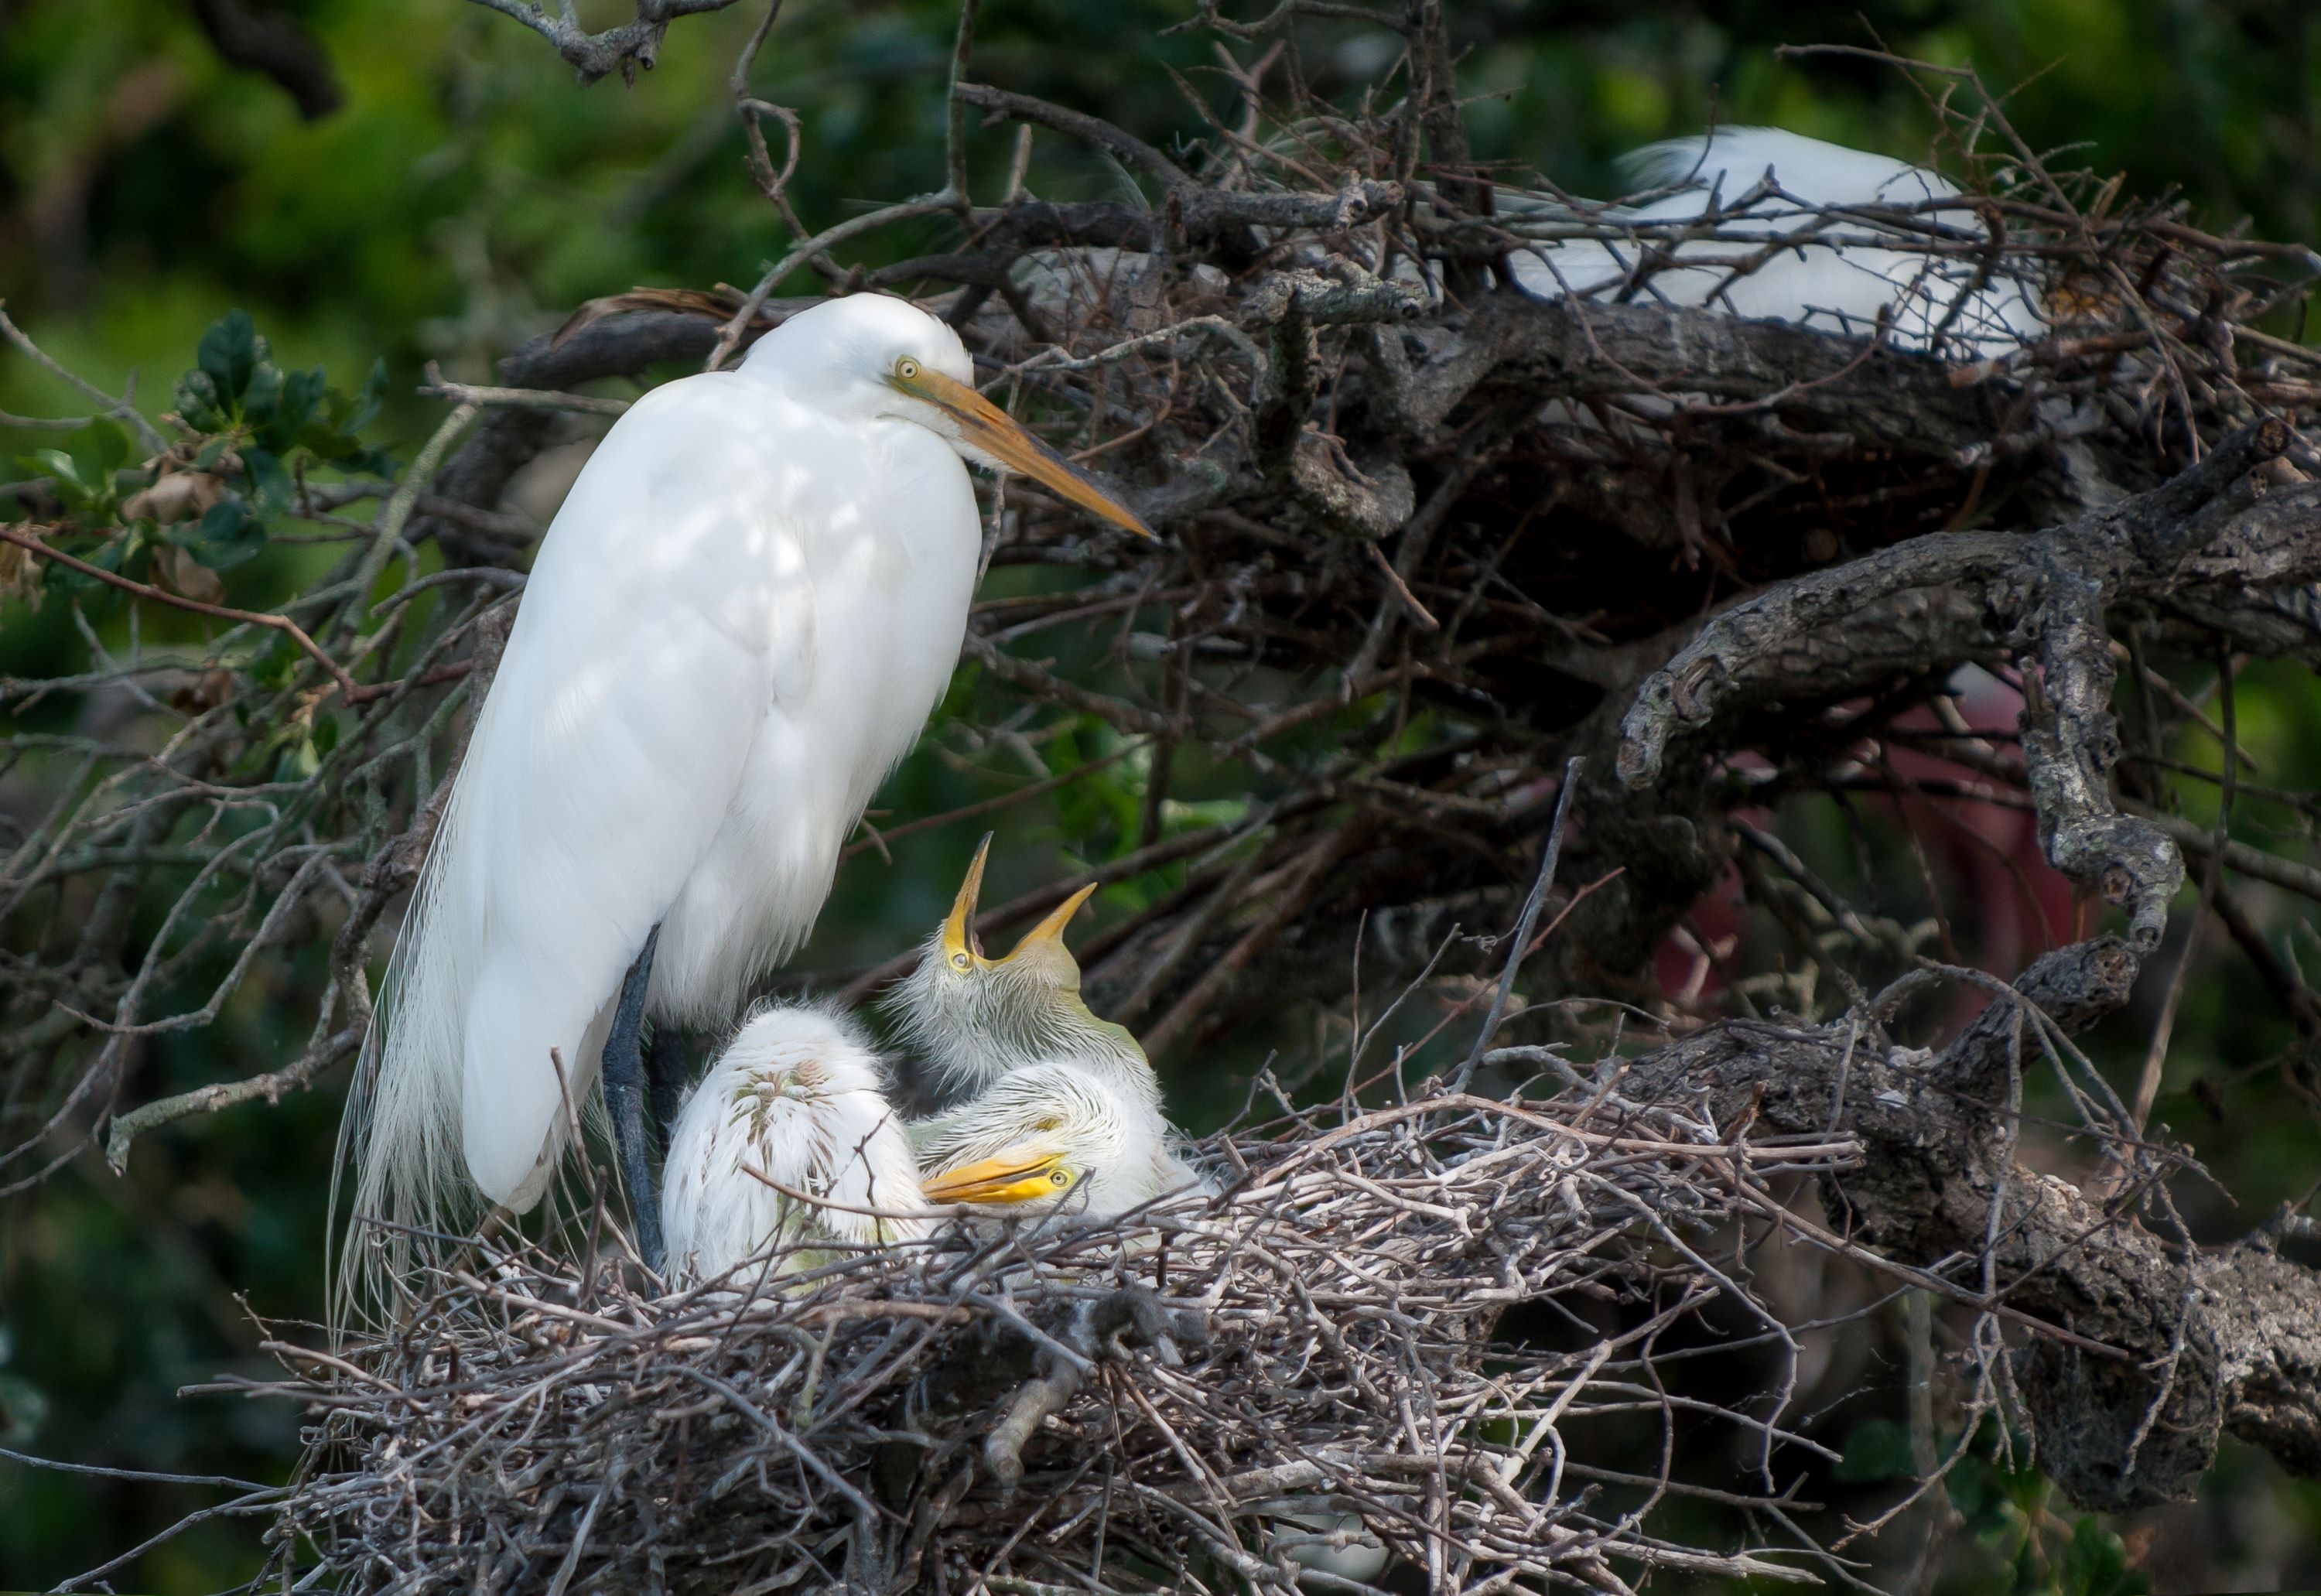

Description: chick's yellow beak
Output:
[1000,883,1097,964]
[940,834,994,969]
[921,1148,1076,1206]
[891,366,1154,538]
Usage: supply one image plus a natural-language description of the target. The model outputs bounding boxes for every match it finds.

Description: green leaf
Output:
[350,357,387,432]
[278,733,321,781]
[288,359,393,469]
[337,446,398,478]
[2060,1518,2148,1596]
[1833,1417,1919,1483]
[261,367,326,453]
[47,528,128,611]
[241,354,284,424]
[20,419,132,518]
[175,367,225,430]
[240,446,297,524]
[256,629,304,688]
[197,309,259,403]
[83,416,132,474]
[22,447,84,490]
[170,499,268,572]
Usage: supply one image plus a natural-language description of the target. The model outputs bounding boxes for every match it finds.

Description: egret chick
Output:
[895,845,1203,1218]
[914,1061,1191,1219]
[889,836,1147,1100]
[660,1002,926,1287]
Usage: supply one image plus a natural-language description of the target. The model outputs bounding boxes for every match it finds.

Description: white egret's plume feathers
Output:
[337,293,1147,1324]
[661,1003,927,1285]
[1502,127,2045,355]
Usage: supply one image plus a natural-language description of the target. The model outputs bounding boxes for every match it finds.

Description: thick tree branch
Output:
[188,0,342,118]
[1615,422,2308,949]
[1627,938,2321,1509]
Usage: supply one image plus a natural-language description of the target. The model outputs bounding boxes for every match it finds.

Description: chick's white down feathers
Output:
[343,296,986,1308]
[665,1043,1204,1283]
[910,1060,1195,1220]
[660,1003,928,1286]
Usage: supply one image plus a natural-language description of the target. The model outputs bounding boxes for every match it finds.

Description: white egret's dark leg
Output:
[601,926,665,1273]
[646,1027,687,1159]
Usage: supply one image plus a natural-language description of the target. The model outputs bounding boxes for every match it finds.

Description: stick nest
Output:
[251,1089,1865,1594]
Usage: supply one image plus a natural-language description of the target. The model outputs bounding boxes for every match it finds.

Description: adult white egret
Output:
[1500,128,2046,355]
[344,293,1152,1299]
[896,846,1203,1218]
[659,1002,927,1286]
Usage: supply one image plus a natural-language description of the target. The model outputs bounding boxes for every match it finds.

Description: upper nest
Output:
[255,1086,1865,1594]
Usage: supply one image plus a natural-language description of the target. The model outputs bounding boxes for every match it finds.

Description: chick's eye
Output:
[895,357,921,381]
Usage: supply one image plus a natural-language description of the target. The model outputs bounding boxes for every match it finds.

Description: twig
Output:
[0,524,361,700]
[1453,757,1583,1090]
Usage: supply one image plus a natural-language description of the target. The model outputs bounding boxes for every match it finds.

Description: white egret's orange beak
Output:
[940,834,995,970]
[890,366,1154,538]
[1000,883,1097,962]
[921,1147,1076,1206]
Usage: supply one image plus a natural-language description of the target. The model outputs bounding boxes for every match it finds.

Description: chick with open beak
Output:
[895,839,1205,1219]
[888,835,1140,1099]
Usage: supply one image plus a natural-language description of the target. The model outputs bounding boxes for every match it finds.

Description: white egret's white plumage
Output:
[343,295,1149,1302]
[659,1002,926,1285]
[1261,1504,1392,1586]
[1502,128,2044,354]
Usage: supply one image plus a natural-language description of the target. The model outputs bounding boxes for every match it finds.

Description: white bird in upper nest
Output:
[340,293,1151,1308]
[660,1002,927,1287]
[894,840,1204,1219]
[1497,127,2047,357]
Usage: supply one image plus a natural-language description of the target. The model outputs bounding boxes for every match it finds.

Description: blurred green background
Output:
[2,0,2319,1590]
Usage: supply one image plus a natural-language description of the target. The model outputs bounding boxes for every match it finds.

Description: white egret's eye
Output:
[895,356,922,381]
[950,951,972,970]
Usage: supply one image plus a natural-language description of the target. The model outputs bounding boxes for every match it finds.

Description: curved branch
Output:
[463,0,745,84]
[1631,938,2321,1508]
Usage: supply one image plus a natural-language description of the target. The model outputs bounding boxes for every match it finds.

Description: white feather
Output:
[1503,128,2045,354]
[660,1002,928,1285]
[341,296,984,1311]
[912,1061,1194,1220]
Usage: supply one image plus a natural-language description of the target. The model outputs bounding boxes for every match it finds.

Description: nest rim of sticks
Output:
[245,1084,1872,1595]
